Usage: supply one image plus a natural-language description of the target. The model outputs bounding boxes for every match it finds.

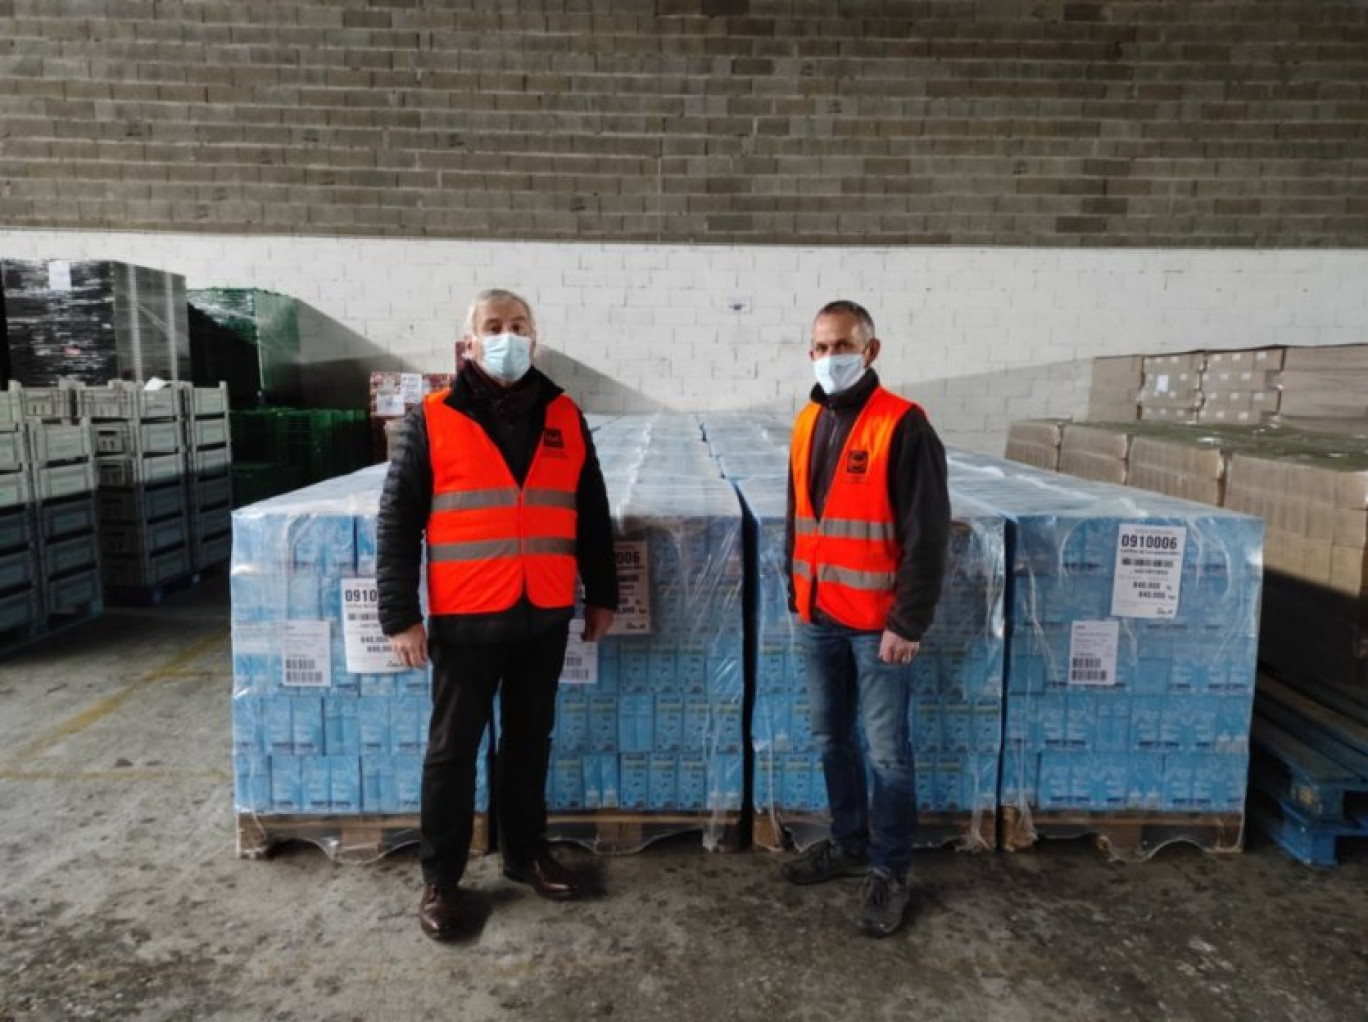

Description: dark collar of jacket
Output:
[807,367,881,414]
[447,360,564,418]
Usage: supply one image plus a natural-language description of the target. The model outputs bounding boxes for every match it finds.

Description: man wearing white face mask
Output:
[782,299,950,939]
[377,288,619,941]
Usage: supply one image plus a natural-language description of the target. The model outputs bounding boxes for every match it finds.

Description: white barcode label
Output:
[608,541,652,635]
[281,619,331,688]
[1112,524,1186,619]
[560,621,599,685]
[1069,621,1119,687]
[340,578,406,673]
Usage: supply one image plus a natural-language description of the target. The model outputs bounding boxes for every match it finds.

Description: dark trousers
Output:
[419,621,569,886]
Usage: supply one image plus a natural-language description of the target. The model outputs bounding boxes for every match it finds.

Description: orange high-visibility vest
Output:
[790,386,918,631]
[424,390,584,615]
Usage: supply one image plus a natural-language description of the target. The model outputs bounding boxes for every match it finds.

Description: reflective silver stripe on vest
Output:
[524,489,578,510]
[524,536,576,556]
[792,560,894,591]
[431,488,520,512]
[794,515,895,544]
[428,539,521,562]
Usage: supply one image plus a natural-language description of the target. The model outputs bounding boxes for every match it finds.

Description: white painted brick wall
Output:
[3,229,1366,432]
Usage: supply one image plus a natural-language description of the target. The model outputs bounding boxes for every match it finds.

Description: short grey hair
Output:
[815,299,875,346]
[463,288,536,337]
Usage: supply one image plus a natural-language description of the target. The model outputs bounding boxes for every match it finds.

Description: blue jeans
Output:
[799,619,917,879]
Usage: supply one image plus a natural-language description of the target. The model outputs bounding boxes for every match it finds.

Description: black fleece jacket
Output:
[376,362,619,646]
[784,369,951,641]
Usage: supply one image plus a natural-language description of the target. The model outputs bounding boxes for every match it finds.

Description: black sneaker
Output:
[858,869,910,938]
[782,838,869,886]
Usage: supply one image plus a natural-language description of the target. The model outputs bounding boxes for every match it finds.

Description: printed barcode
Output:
[1072,668,1109,683]
[286,670,324,685]
[285,657,317,669]
[562,669,591,682]
[1122,557,1172,568]
[1072,657,1103,669]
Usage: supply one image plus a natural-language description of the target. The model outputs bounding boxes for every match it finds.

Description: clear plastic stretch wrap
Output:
[231,465,490,861]
[949,450,1264,860]
[187,289,301,406]
[2,259,188,386]
[536,414,745,851]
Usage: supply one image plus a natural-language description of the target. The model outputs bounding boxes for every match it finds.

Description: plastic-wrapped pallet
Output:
[948,450,1263,859]
[188,289,301,406]
[230,465,490,862]
[1,259,187,386]
[536,415,744,852]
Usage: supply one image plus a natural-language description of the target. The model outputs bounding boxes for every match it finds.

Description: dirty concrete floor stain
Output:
[1,578,1366,1021]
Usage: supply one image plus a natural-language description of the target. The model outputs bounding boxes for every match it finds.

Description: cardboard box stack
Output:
[230,465,491,856]
[1087,356,1143,421]
[1,259,188,386]
[1275,345,1368,434]
[1005,419,1066,472]
[1057,422,1132,485]
[950,450,1263,856]
[1198,348,1284,426]
[367,371,454,462]
[1139,353,1205,423]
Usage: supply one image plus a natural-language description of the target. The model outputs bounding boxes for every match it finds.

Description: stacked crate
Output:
[82,382,194,598]
[231,465,491,861]
[0,384,102,646]
[180,383,233,571]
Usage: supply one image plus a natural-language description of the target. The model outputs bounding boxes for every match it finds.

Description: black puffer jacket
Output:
[377,361,619,646]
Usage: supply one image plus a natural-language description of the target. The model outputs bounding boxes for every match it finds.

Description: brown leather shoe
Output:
[418,883,462,941]
[502,848,580,901]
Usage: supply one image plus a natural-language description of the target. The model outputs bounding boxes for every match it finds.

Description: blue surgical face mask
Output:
[479,332,533,382]
[813,352,867,395]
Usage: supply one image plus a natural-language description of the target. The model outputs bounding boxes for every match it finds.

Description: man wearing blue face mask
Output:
[377,288,619,941]
[783,299,950,938]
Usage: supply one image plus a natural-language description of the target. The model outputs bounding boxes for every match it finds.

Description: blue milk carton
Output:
[358,697,390,756]
[1215,695,1251,753]
[329,755,362,812]
[678,756,707,811]
[324,698,360,756]
[965,753,998,811]
[914,758,936,810]
[683,697,711,751]
[941,702,972,753]
[583,756,602,809]
[359,673,397,698]
[394,755,422,813]
[619,752,649,809]
[361,756,397,813]
[263,696,294,756]
[648,755,678,810]
[390,696,427,756]
[1157,698,1185,752]
[972,701,1001,754]
[678,644,707,695]
[789,697,813,752]
[556,690,589,752]
[1000,750,1037,807]
[621,647,651,694]
[1065,692,1094,750]
[781,754,812,811]
[1129,696,1163,752]
[303,757,332,813]
[713,702,742,754]
[648,647,678,693]
[233,754,271,811]
[1036,753,1072,811]
[269,755,304,812]
[1126,754,1164,810]
[552,756,585,811]
[655,695,684,753]
[752,692,788,752]
[809,761,829,812]
[1161,753,1196,810]
[913,695,942,751]
[589,694,619,752]
[757,648,787,694]
[618,693,654,753]
[596,754,620,808]
[1094,695,1131,752]
[291,696,325,756]
[232,696,264,754]
[1185,695,1220,751]
[1095,754,1130,809]
[709,754,743,812]
[1034,695,1069,750]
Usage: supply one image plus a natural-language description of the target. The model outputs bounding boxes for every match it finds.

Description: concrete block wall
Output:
[4,229,1366,452]
[2,1,1368,247]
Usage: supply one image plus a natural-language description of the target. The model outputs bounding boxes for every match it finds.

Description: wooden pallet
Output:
[545,811,742,854]
[753,809,996,853]
[1247,790,1368,867]
[237,812,488,864]
[1000,806,1245,858]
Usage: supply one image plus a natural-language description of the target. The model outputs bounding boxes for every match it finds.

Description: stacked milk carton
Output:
[948,451,1262,847]
[230,465,489,822]
[542,415,744,847]
[702,416,1007,850]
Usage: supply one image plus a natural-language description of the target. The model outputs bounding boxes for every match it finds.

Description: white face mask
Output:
[479,332,533,382]
[813,353,867,395]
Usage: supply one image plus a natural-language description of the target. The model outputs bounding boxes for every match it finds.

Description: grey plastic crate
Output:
[96,452,185,487]
[181,383,230,418]
[191,505,231,541]
[188,445,231,476]
[193,532,232,570]
[94,420,182,456]
[0,507,32,552]
[99,481,186,524]
[0,470,32,510]
[0,430,26,471]
[33,461,98,501]
[188,417,230,449]
[76,383,179,422]
[0,391,20,428]
[11,384,74,421]
[0,588,42,633]
[27,420,95,465]
[44,567,102,616]
[103,545,192,589]
[36,496,99,542]
[0,547,37,592]
[41,532,100,577]
[101,517,188,557]
[191,474,232,512]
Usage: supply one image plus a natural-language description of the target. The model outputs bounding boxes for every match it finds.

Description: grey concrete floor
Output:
[2,576,1366,1022]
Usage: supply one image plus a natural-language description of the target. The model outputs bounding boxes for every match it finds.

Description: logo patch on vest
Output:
[846,449,870,475]
[542,428,565,450]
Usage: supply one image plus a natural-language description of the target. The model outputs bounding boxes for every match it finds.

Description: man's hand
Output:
[389,623,428,669]
[582,605,615,642]
[878,629,919,665]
